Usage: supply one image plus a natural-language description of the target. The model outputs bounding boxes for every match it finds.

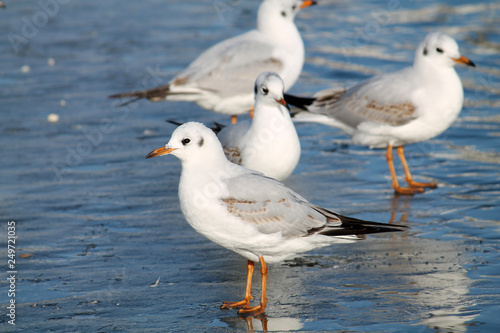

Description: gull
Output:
[285,32,476,194]
[109,0,316,124]
[216,72,301,180]
[146,122,407,316]
[168,72,300,180]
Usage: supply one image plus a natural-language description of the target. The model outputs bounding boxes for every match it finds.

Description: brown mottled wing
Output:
[220,173,407,239]
[109,31,283,103]
[220,173,333,239]
[223,147,242,165]
[217,120,251,166]
[308,68,418,128]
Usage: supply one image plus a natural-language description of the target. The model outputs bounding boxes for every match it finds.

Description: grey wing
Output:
[218,120,251,165]
[176,31,283,98]
[309,68,418,128]
[220,173,335,239]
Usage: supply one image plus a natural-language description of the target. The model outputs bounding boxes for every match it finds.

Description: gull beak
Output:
[275,97,290,111]
[300,0,317,9]
[275,97,288,107]
[452,55,476,67]
[146,147,178,159]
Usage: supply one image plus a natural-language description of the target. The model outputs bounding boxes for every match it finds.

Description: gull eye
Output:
[261,87,269,95]
[281,11,286,17]
[436,47,444,53]
[292,5,297,10]
[181,138,191,145]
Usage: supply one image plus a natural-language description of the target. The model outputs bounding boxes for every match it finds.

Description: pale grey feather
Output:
[220,173,341,239]
[308,68,418,128]
[177,31,283,98]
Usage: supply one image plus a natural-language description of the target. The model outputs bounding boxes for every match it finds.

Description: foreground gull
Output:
[110,0,316,124]
[146,122,406,316]
[216,72,300,180]
[285,32,476,194]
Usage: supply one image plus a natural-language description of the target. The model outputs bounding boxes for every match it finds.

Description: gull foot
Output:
[408,180,437,189]
[237,303,266,317]
[221,298,252,310]
[394,185,425,195]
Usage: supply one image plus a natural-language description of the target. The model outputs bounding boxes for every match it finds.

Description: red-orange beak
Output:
[275,97,288,107]
[452,55,476,67]
[300,0,317,9]
[146,147,177,159]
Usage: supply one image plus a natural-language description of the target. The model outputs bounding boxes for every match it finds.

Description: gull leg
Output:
[386,145,423,195]
[238,257,268,316]
[221,260,254,309]
[231,115,238,124]
[397,146,436,189]
[249,107,254,119]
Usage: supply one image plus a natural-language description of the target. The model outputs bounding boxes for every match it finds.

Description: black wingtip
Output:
[336,213,408,235]
[284,93,316,110]
[166,120,183,127]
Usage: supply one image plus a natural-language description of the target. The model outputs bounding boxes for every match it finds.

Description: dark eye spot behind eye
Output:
[182,138,191,145]
[436,47,444,53]
[198,138,204,147]
[281,11,286,17]
[423,48,428,56]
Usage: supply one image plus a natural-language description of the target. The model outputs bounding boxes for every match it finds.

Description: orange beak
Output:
[146,147,178,159]
[452,55,476,67]
[275,97,288,107]
[300,0,317,9]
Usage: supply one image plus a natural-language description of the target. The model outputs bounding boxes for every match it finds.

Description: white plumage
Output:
[146,122,406,315]
[217,72,301,180]
[110,0,316,119]
[288,32,475,194]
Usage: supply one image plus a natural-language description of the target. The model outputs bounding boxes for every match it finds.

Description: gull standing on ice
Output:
[146,122,406,316]
[285,32,476,194]
[110,0,316,124]
[215,72,301,180]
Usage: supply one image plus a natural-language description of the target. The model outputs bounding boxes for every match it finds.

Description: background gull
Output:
[146,122,407,316]
[110,0,316,124]
[214,72,301,180]
[286,32,476,194]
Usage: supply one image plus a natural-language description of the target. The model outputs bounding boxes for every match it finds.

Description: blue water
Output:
[1,0,499,332]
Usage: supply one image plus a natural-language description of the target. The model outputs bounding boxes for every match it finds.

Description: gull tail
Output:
[307,205,408,238]
[284,93,316,110]
[109,84,171,107]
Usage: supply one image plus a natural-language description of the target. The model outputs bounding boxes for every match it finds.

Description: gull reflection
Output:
[388,196,479,332]
[217,315,303,332]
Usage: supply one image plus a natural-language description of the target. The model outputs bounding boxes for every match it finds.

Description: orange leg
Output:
[386,145,424,195]
[231,115,238,124]
[249,107,254,119]
[221,260,254,309]
[238,257,268,316]
[397,146,437,189]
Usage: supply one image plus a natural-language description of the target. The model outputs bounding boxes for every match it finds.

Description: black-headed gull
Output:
[285,32,476,194]
[215,72,301,180]
[110,0,316,124]
[146,122,406,316]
